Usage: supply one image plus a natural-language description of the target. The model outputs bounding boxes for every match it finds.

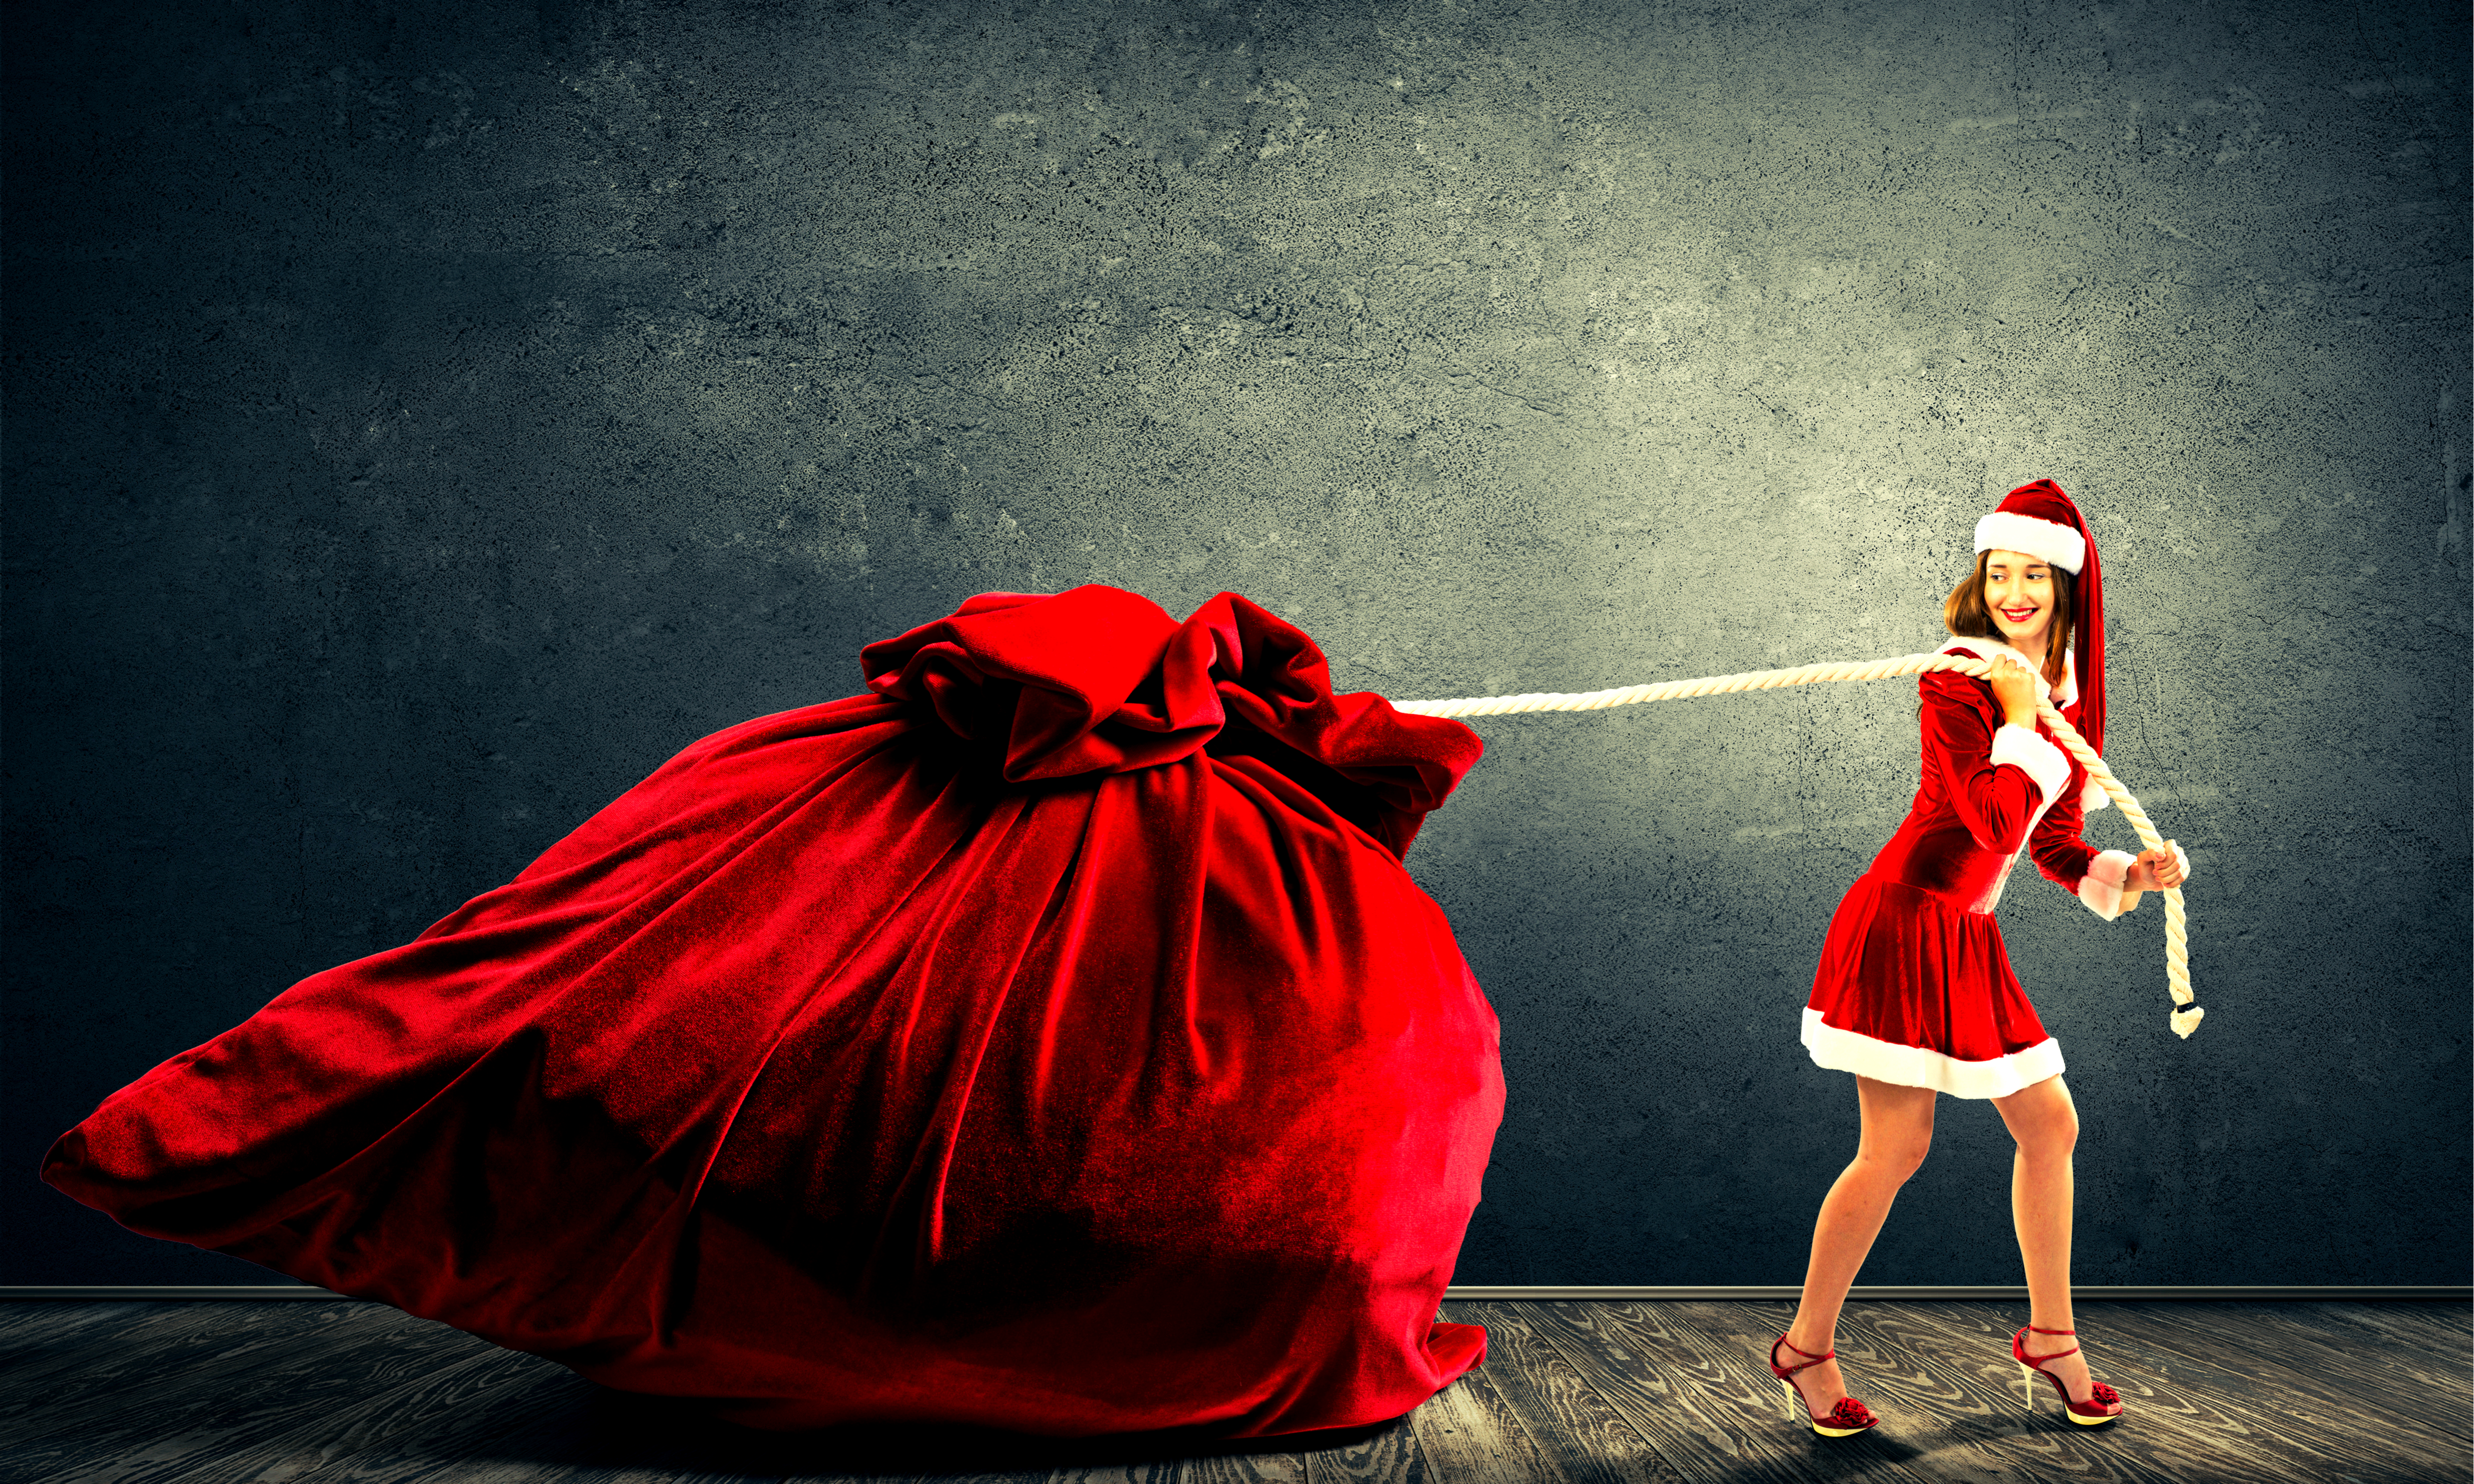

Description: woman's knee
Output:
[1858,1137,1932,1182]
[1999,1075,2080,1157]
[2012,1105,2079,1157]
[1854,1078,1937,1180]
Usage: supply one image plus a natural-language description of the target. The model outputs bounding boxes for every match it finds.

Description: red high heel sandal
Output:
[2012,1325,2125,1425]
[1768,1335,1879,1438]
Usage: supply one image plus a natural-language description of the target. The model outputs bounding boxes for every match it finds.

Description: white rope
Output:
[1394,651,2201,1039]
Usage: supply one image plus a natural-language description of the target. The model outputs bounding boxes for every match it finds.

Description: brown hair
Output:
[1945,550,2075,692]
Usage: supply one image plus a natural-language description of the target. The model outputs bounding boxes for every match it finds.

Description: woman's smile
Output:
[1982,549,2055,653]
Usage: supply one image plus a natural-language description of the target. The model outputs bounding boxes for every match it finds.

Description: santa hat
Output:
[1974,478,2105,761]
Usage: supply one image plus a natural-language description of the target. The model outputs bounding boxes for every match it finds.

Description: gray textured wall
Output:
[7,0,2466,1288]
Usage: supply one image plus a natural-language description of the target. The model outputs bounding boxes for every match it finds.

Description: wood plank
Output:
[2309,1299,2474,1349]
[0,1300,477,1457]
[2242,1300,2474,1412]
[257,1364,603,1484]
[1677,1298,2063,1484]
[2200,1300,2468,1373]
[14,1305,1037,1484]
[421,1386,1158,1484]
[0,1299,376,1402]
[1872,1299,2469,1484]
[362,1370,1312,1484]
[1871,1298,2277,1484]
[9,1299,2466,1484]
[2092,1300,2471,1435]
[1299,1415,1418,1484]
[0,1299,147,1364]
[31,1340,553,1484]
[802,1420,1350,1484]
[1671,1298,2181,1484]
[1399,1349,1570,1484]
[2052,1301,2474,1480]
[149,1357,1037,1484]
[1177,1445,1309,1484]
[1042,1463,1185,1484]
[1447,1301,1684,1484]
[1513,1297,1942,1484]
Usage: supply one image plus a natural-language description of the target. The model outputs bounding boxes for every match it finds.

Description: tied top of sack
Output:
[862,585,1482,856]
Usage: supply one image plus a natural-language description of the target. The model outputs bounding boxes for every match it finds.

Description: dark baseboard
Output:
[2,1284,2467,1301]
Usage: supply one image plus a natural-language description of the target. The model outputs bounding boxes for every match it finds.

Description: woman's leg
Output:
[1781,1075,1938,1410]
[1993,1073,2106,1403]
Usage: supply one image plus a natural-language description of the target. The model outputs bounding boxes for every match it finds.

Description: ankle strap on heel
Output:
[2015,1324,2083,1362]
[1770,1335,1835,1377]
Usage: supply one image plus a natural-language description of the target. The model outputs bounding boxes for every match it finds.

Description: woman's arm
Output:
[1922,657,2068,854]
[2024,758,2192,919]
[1964,646,2150,919]
[2027,788,2138,917]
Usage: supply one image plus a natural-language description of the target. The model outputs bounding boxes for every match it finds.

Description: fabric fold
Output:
[45,586,1503,1439]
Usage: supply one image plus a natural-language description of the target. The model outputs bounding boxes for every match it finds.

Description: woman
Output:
[1768,479,2189,1436]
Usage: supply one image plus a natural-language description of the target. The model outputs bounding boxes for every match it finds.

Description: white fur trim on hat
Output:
[1802,1009,2066,1099]
[1990,724,2071,805]
[1975,510,2086,573]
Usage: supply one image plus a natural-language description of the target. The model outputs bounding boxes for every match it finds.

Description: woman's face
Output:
[1982,549,2056,654]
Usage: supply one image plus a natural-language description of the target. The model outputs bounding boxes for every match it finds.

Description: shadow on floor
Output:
[482,1377,1403,1478]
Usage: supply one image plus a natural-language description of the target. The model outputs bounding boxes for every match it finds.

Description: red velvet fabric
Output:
[1988,477,2105,757]
[1806,656,2103,1066]
[1871,654,2099,915]
[43,586,1504,1438]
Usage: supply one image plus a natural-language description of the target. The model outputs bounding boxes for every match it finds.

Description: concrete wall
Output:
[7,0,2466,1286]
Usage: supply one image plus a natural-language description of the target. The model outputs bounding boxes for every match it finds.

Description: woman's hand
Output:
[2126,841,2189,891]
[1984,650,2042,728]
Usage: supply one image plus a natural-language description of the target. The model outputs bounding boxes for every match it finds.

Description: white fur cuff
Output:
[1989,724,2071,805]
[2078,848,2139,920]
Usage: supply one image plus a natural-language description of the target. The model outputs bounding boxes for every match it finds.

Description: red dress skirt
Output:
[1803,876,2063,1098]
[1802,645,2104,1100]
[43,586,1506,1438]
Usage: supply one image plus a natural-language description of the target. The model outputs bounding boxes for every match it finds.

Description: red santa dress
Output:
[1800,635,2141,1099]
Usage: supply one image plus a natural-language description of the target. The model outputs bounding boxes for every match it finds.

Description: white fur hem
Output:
[1990,724,2071,805]
[1802,1009,2065,1100]
[2078,849,2138,920]
[2080,777,2110,813]
[1974,510,2086,573]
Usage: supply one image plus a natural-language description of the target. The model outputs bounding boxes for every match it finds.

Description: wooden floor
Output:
[1,1298,2466,1483]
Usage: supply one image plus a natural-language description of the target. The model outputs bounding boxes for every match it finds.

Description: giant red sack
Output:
[43,586,1505,1437]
